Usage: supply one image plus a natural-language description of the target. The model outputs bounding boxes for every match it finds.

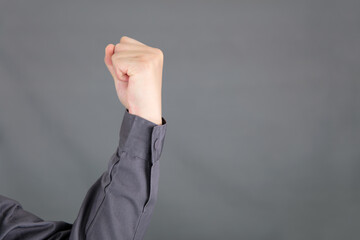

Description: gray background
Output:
[0,0,359,239]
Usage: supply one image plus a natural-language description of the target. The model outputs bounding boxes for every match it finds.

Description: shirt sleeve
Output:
[0,108,167,240]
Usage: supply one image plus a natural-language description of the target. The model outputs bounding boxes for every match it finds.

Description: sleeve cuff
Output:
[118,108,167,164]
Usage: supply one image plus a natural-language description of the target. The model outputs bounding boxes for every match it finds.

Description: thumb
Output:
[105,43,129,82]
[104,43,117,80]
[105,44,129,106]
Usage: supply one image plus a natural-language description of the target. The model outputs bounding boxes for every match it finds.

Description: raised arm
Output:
[0,36,167,240]
[71,36,167,239]
[70,35,167,239]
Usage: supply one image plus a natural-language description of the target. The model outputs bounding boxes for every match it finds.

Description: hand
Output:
[104,36,164,125]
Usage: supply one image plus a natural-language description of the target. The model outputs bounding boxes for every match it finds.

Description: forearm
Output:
[69,109,167,240]
[0,109,167,240]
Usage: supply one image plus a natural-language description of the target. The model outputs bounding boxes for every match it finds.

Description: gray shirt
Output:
[0,108,168,240]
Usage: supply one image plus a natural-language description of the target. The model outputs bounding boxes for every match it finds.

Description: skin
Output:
[104,36,164,125]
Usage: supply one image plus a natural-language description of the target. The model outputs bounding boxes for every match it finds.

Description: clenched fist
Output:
[104,36,164,125]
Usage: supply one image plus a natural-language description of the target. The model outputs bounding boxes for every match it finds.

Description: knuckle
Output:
[136,58,150,69]
[111,54,118,63]
[120,35,130,42]
[137,51,162,69]
[153,48,164,62]
[115,43,127,51]
[138,54,149,62]
[154,48,164,57]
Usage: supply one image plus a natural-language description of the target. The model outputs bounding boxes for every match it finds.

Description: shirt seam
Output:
[84,152,121,236]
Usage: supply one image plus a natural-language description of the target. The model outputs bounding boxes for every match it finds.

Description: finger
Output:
[104,44,117,78]
[111,54,131,81]
[120,35,146,46]
[112,50,148,59]
[104,44,115,68]
[111,54,139,79]
[114,42,148,54]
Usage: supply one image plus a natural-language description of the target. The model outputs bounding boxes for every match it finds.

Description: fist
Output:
[104,36,164,125]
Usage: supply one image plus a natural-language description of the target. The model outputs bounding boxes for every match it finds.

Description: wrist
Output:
[128,108,162,125]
